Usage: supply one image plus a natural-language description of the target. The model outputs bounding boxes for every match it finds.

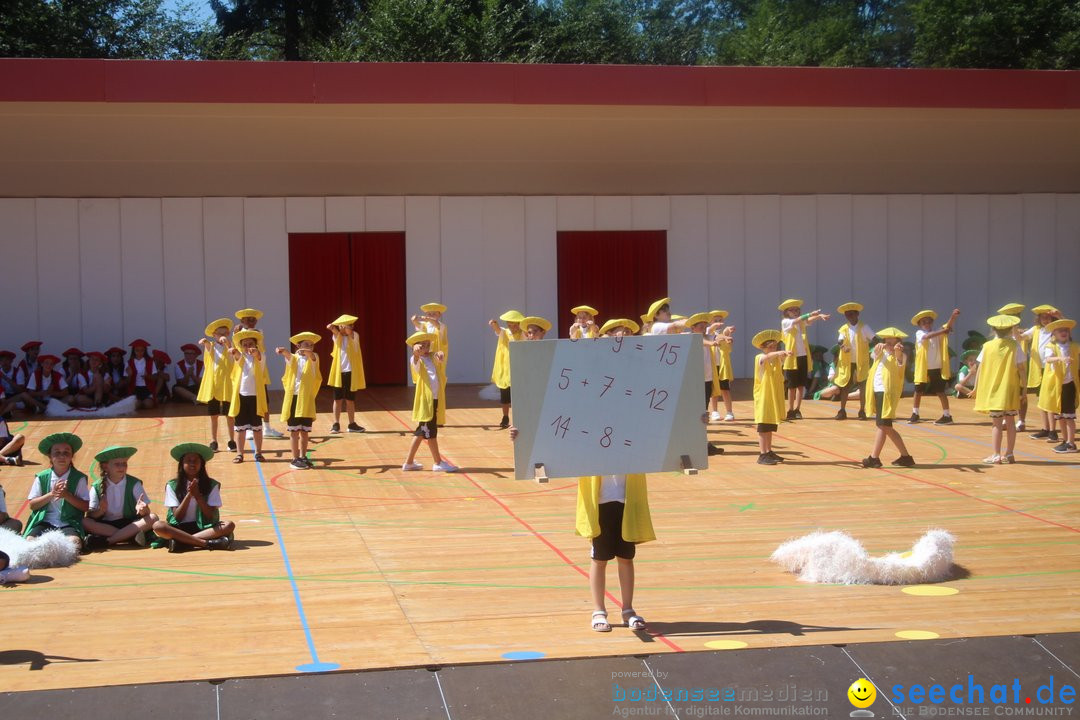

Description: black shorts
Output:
[757,423,778,433]
[704,381,713,406]
[170,521,203,535]
[207,399,230,416]
[716,379,730,391]
[1060,381,1077,417]
[233,395,263,430]
[26,523,81,539]
[286,397,313,432]
[874,392,893,427]
[783,355,809,387]
[91,517,132,531]
[134,387,151,401]
[333,373,354,400]
[916,369,947,394]
[175,384,199,395]
[499,386,512,405]
[590,501,636,561]
[415,400,439,439]
[841,363,859,390]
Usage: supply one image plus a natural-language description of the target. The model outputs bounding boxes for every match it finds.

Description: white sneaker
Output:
[245,429,255,441]
[402,462,423,471]
[264,427,286,439]
[432,461,458,473]
[709,411,722,422]
[1016,420,1025,431]
[724,413,735,421]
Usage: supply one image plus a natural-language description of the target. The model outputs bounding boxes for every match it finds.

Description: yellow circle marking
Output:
[902,585,958,597]
[704,640,748,650]
[896,630,940,640]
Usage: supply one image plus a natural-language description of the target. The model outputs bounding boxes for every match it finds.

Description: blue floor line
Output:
[254,458,340,673]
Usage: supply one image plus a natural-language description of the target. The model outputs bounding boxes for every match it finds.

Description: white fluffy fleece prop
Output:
[771,530,955,585]
[0,526,79,571]
[45,395,137,418]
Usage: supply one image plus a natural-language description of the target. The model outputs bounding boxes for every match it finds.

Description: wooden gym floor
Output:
[1,385,1078,695]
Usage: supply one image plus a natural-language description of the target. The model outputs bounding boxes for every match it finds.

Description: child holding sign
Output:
[752,330,790,465]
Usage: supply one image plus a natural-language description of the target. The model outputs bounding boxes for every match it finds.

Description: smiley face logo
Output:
[848,678,876,708]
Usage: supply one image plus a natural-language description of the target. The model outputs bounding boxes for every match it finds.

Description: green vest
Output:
[23,469,87,539]
[92,475,141,521]
[165,478,220,530]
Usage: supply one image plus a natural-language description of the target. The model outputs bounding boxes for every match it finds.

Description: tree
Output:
[208,0,364,60]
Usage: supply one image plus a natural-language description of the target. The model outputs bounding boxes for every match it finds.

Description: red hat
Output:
[129,338,151,348]
[152,350,172,364]
[21,341,42,352]
[38,354,60,365]
[85,351,106,362]
[106,347,124,355]
[180,343,200,354]
[0,350,14,360]
[62,347,83,357]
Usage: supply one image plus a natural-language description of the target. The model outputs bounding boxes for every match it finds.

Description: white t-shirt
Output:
[976,345,1027,365]
[338,335,353,372]
[68,372,89,391]
[599,475,627,504]
[90,477,146,522]
[27,372,67,392]
[781,318,807,356]
[174,362,201,384]
[839,323,875,347]
[293,355,309,393]
[647,321,674,336]
[164,481,222,524]
[419,356,439,399]
[131,357,150,387]
[916,329,943,370]
[872,357,889,392]
[27,469,89,527]
[238,354,257,396]
[1043,342,1075,384]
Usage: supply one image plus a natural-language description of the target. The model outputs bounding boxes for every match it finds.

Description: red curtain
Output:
[288,232,406,385]
[556,231,668,337]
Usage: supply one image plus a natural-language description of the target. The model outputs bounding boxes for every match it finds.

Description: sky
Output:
[163,0,215,23]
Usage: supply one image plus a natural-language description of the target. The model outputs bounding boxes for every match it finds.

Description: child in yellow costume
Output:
[197,318,236,453]
[276,332,323,470]
[599,318,640,337]
[778,299,830,420]
[997,303,1028,429]
[834,302,874,421]
[975,315,1026,463]
[228,330,267,463]
[752,330,790,465]
[1038,318,1079,454]
[488,310,524,429]
[1024,305,1063,442]
[861,328,914,468]
[687,313,728,455]
[411,303,449,425]
[909,308,961,425]
[707,310,736,422]
[326,314,367,434]
[233,308,282,439]
[402,332,457,473]
[569,306,600,339]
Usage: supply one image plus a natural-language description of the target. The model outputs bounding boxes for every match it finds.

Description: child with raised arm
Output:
[974,315,1026,463]
[1038,318,1079,454]
[23,433,89,551]
[909,308,961,424]
[834,302,874,420]
[234,308,284,439]
[708,310,736,421]
[411,303,449,425]
[752,330,790,465]
[643,298,691,335]
[326,313,367,434]
[228,329,267,463]
[151,443,234,552]
[402,332,457,473]
[861,328,915,468]
[569,306,601,339]
[1025,304,1063,442]
[488,310,524,429]
[778,299,830,420]
[276,332,323,470]
[81,446,159,550]
[197,318,236,453]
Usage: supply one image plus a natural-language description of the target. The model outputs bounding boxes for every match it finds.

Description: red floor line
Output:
[365,390,686,652]
[775,432,1080,535]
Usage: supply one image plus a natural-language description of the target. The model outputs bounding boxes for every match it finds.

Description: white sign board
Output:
[510,334,708,480]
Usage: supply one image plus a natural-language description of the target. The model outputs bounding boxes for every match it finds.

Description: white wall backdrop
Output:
[2,194,1078,386]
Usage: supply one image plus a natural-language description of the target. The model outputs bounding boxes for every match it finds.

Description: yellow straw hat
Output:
[752,329,782,349]
[1032,304,1059,315]
[877,327,909,339]
[644,297,671,323]
[599,318,640,335]
[406,332,436,346]
[778,298,803,312]
[499,310,525,323]
[235,308,263,320]
[205,318,232,337]
[987,314,1022,329]
[570,305,598,316]
[837,302,863,314]
[686,312,712,328]
[709,309,729,320]
[289,332,321,346]
[233,329,262,347]
[332,314,359,326]
[421,303,446,314]
[1045,319,1076,332]
[997,303,1025,316]
[910,310,937,326]
[521,316,552,332]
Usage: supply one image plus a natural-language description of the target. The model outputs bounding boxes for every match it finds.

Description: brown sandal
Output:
[232,455,243,463]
